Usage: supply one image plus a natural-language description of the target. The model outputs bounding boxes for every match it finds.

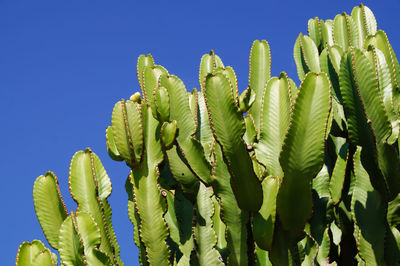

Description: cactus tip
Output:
[130,92,141,103]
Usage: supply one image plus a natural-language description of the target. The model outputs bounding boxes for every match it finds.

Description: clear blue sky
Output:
[1,1,399,265]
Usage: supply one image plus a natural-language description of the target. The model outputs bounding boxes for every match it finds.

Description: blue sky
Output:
[1,1,399,265]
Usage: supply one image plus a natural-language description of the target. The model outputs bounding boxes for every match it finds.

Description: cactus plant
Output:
[17,4,400,266]
[16,149,123,265]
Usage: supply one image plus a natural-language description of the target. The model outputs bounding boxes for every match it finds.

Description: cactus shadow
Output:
[353,190,385,263]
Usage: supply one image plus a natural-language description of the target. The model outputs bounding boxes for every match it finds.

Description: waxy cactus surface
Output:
[16,4,400,266]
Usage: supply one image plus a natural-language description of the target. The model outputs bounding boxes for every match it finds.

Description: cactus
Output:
[17,4,400,266]
[16,149,123,265]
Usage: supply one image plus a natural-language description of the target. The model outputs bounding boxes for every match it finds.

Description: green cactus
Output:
[16,240,57,266]
[17,4,400,266]
[16,149,123,266]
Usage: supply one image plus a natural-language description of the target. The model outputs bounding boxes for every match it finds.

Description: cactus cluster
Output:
[16,149,123,265]
[16,4,400,266]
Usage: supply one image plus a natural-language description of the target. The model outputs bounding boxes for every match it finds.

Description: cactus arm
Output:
[165,147,199,201]
[212,144,249,265]
[16,240,48,266]
[315,227,331,265]
[351,4,377,47]
[243,115,257,146]
[58,212,112,265]
[72,211,112,265]
[329,142,349,204]
[173,189,195,254]
[160,74,213,184]
[197,53,223,154]
[254,73,292,177]
[142,103,164,165]
[179,137,214,186]
[277,72,331,237]
[90,152,112,201]
[101,200,122,264]
[197,92,214,151]
[123,100,144,164]
[214,66,241,108]
[339,49,389,197]
[346,48,391,143]
[331,97,347,134]
[58,216,86,266]
[298,232,319,266]
[204,72,263,212]
[31,249,57,266]
[269,225,299,266]
[222,66,239,104]
[130,103,171,265]
[199,50,224,91]
[293,36,307,81]
[68,149,121,263]
[212,196,228,261]
[365,30,400,115]
[105,126,124,161]
[333,13,359,50]
[325,45,343,75]
[252,175,279,251]
[248,40,271,130]
[319,45,343,102]
[351,147,386,265]
[111,99,144,166]
[125,177,140,245]
[308,18,331,51]
[255,245,272,266]
[153,86,170,123]
[164,190,185,251]
[163,193,182,264]
[160,75,197,138]
[32,171,68,250]
[365,30,400,89]
[287,75,298,105]
[137,54,155,102]
[360,4,377,36]
[165,188,195,265]
[193,183,224,265]
[350,7,366,48]
[368,47,399,141]
[308,17,322,52]
[322,19,334,47]
[131,166,171,266]
[144,65,169,107]
[308,166,332,264]
[293,34,320,81]
[340,48,400,199]
[338,50,377,147]
[160,120,178,150]
[125,177,149,266]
